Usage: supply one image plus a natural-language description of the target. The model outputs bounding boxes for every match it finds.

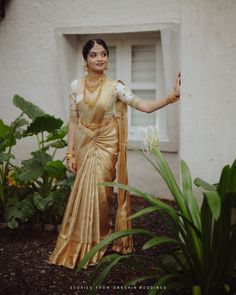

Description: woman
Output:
[48,39,180,269]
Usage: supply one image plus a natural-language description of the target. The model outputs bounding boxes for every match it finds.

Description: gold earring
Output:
[104,61,109,71]
[83,62,88,72]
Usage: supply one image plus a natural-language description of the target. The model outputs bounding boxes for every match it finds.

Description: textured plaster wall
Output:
[0,0,180,123]
[180,0,236,183]
[0,0,180,196]
[1,0,235,191]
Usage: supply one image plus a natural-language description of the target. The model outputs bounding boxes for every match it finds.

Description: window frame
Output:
[69,30,179,151]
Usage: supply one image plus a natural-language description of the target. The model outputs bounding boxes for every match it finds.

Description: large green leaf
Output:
[33,192,54,211]
[143,236,179,250]
[2,134,16,150]
[194,177,217,191]
[181,160,193,193]
[200,196,213,277]
[0,120,16,152]
[48,190,66,213]
[13,95,45,120]
[17,161,44,182]
[100,181,190,249]
[192,285,201,295]
[0,119,10,138]
[162,252,183,273]
[90,255,131,293]
[77,228,155,272]
[47,139,67,149]
[57,173,76,188]
[45,160,66,178]
[5,195,35,228]
[0,153,14,163]
[149,274,182,295]
[121,254,158,274]
[187,191,201,231]
[24,115,63,136]
[85,253,121,293]
[217,160,236,196]
[181,160,201,230]
[128,206,158,220]
[86,254,156,295]
[11,117,29,140]
[204,191,221,220]
[152,148,187,218]
[16,150,52,183]
[152,148,203,266]
[45,125,68,141]
[100,181,178,217]
[11,117,29,130]
[229,160,236,192]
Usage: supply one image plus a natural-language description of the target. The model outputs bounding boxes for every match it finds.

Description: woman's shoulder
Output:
[114,80,127,94]
[105,76,116,84]
[70,77,84,93]
[70,79,78,93]
[106,76,126,89]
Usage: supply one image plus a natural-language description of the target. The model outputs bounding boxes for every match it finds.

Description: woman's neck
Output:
[87,70,104,79]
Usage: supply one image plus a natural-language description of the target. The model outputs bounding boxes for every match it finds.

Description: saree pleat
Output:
[49,118,118,269]
[112,98,134,253]
[48,77,134,269]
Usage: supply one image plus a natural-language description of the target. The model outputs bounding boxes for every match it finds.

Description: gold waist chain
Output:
[79,116,115,130]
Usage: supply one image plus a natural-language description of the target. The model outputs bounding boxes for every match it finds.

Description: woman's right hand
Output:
[66,157,77,174]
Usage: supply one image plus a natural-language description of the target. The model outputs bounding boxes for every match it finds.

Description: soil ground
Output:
[0,196,178,295]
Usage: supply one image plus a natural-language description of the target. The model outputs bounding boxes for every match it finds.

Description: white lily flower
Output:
[139,125,159,153]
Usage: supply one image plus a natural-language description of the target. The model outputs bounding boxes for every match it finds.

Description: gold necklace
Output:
[86,74,105,82]
[83,75,106,106]
[84,74,105,93]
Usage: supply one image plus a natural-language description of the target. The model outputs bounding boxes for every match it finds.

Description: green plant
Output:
[2,95,73,228]
[0,112,28,217]
[76,145,236,295]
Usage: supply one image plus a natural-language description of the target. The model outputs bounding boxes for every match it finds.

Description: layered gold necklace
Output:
[83,74,106,106]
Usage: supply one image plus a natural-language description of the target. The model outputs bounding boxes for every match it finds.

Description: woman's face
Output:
[86,43,108,73]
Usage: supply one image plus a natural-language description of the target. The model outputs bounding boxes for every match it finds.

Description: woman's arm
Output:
[116,73,181,113]
[136,74,181,113]
[66,116,78,174]
[136,95,176,113]
[67,116,77,154]
[66,81,79,173]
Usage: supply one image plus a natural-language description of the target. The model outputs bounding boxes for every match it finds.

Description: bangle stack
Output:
[167,94,179,104]
[66,152,74,160]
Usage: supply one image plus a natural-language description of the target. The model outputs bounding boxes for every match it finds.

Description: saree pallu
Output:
[48,78,134,269]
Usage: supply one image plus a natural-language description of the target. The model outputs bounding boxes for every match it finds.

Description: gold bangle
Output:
[66,152,74,160]
[66,151,75,155]
[167,94,179,104]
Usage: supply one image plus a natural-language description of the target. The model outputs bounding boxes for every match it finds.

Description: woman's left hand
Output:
[166,72,181,104]
[173,72,181,98]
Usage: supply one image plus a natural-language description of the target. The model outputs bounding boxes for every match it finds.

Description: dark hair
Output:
[82,39,109,61]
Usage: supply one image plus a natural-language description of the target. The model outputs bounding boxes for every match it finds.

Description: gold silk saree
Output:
[48,77,134,269]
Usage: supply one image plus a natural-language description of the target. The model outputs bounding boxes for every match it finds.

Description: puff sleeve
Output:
[69,80,78,118]
[115,81,141,109]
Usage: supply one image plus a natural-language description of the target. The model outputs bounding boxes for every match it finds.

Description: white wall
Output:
[180,0,236,184]
[2,0,235,191]
[0,0,180,166]
[0,0,180,122]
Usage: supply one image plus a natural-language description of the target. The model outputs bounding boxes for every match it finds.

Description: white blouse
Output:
[69,79,141,118]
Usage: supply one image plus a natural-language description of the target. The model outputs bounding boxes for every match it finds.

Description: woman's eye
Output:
[102,52,107,57]
[90,53,96,58]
